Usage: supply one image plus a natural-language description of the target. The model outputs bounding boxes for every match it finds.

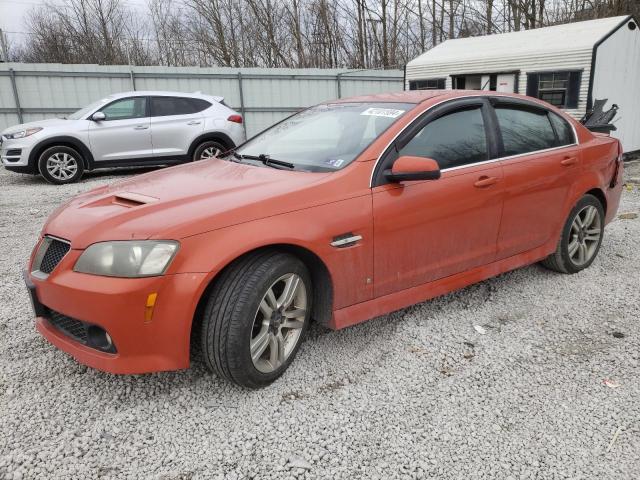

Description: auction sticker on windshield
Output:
[360,108,405,118]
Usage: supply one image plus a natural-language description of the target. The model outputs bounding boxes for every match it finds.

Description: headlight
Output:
[74,241,179,278]
[4,127,43,139]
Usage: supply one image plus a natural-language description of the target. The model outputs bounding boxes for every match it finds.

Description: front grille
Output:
[39,238,71,274]
[47,309,88,344]
[6,149,22,157]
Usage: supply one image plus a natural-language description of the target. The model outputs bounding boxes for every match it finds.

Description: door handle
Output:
[133,125,149,130]
[187,121,202,125]
[560,156,578,166]
[474,176,500,188]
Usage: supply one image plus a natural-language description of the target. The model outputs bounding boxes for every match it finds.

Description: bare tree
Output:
[15,0,640,68]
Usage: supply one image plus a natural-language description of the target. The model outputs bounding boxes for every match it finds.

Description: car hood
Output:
[44,160,333,249]
[1,118,70,135]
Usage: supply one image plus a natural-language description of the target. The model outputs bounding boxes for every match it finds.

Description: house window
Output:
[409,78,446,90]
[537,72,569,107]
[526,70,581,109]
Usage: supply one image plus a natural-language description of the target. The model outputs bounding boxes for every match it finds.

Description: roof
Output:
[333,90,447,104]
[408,15,631,66]
[105,91,224,102]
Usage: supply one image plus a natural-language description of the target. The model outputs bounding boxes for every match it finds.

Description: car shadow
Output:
[2,166,164,186]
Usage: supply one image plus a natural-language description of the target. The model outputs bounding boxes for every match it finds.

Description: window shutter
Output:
[526,73,539,98]
[409,81,417,91]
[437,78,446,89]
[566,71,581,109]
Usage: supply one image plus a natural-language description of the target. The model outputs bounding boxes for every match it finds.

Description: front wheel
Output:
[38,146,84,185]
[541,194,604,274]
[200,250,312,388]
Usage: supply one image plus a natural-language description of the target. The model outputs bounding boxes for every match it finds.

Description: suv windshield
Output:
[235,102,414,172]
[67,98,112,120]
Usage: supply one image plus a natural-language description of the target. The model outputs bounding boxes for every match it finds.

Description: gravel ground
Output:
[1,166,639,480]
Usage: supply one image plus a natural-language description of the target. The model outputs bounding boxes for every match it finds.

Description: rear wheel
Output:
[38,146,84,185]
[200,250,312,388]
[193,140,227,161]
[541,194,604,274]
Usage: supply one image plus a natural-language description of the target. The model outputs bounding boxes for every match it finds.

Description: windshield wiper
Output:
[233,152,295,169]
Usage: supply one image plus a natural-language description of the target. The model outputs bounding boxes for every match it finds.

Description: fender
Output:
[28,135,95,172]
[187,131,237,158]
[564,138,619,225]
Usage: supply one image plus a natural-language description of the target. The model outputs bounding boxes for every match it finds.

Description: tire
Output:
[200,250,312,388]
[541,194,605,274]
[37,145,84,185]
[192,140,227,161]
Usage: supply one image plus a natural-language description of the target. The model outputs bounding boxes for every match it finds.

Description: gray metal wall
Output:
[0,63,403,137]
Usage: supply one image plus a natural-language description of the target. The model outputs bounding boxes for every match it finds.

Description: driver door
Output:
[371,99,505,297]
[88,96,153,162]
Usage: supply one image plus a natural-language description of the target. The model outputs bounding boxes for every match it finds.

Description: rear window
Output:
[495,106,557,156]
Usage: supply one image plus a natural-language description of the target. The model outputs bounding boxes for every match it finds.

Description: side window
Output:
[151,97,198,117]
[495,106,557,156]
[399,107,487,170]
[549,112,575,146]
[190,98,212,113]
[99,97,147,120]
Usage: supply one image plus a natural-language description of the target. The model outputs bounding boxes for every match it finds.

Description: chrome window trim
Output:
[440,143,578,173]
[369,93,580,187]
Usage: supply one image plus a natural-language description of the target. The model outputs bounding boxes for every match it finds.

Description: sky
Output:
[0,0,149,47]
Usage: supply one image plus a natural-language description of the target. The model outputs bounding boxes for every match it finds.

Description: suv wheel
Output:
[193,140,227,161]
[38,146,84,185]
[200,250,312,388]
[541,194,605,274]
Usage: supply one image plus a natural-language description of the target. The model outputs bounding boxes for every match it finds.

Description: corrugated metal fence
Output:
[0,63,404,136]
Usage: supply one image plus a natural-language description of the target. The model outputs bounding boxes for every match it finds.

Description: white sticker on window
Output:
[360,108,405,118]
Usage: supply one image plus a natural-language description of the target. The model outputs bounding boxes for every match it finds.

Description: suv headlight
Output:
[74,241,179,277]
[4,127,43,139]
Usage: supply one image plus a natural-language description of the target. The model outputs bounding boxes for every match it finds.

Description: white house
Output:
[405,15,640,153]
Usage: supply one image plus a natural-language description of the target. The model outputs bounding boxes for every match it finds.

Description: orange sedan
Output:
[24,91,624,387]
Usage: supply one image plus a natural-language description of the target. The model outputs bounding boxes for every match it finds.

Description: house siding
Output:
[592,19,640,152]
[405,48,593,119]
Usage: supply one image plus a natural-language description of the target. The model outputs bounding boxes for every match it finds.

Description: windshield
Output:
[67,98,112,120]
[235,102,414,172]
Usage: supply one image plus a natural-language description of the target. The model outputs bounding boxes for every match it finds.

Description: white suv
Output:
[0,91,246,184]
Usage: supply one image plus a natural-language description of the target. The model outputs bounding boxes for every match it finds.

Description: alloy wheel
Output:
[250,273,307,373]
[199,146,220,160]
[568,205,601,266]
[46,152,78,181]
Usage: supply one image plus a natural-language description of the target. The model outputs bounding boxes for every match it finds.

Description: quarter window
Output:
[549,112,575,146]
[400,107,487,169]
[99,97,147,120]
[495,106,557,156]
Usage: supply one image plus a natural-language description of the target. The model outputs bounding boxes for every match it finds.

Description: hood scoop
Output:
[83,192,159,209]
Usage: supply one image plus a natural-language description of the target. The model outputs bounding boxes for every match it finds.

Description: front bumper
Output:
[1,137,33,168]
[25,251,208,374]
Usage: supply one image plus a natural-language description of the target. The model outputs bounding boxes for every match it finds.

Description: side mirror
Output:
[384,155,441,183]
[91,111,106,122]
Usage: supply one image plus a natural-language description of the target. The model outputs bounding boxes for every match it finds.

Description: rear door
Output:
[88,96,152,162]
[492,100,582,259]
[149,96,207,158]
[371,98,505,297]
